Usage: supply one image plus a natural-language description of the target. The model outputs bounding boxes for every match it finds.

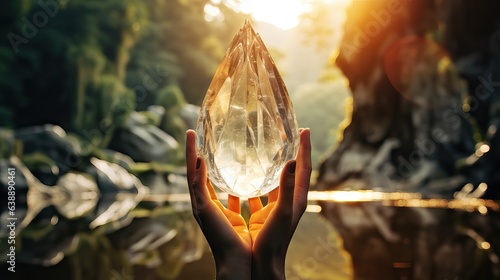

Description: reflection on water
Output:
[138,190,500,213]
[1,148,499,279]
[0,153,203,279]
[317,194,500,279]
[310,190,500,213]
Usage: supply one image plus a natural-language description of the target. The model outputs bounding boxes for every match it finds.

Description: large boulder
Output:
[315,0,500,278]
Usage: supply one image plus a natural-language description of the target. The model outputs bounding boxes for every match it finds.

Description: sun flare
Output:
[240,0,308,30]
[238,0,351,30]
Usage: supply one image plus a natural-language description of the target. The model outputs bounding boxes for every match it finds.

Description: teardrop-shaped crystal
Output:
[196,21,299,198]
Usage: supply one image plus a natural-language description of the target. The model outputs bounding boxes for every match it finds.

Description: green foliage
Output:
[0,0,246,135]
[157,84,186,111]
[298,0,341,50]
[293,80,350,167]
[126,0,247,107]
[0,44,29,127]
[83,75,136,147]
[0,0,32,28]
[157,84,187,149]
[0,0,146,132]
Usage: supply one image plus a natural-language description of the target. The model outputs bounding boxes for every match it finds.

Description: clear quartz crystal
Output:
[196,21,299,198]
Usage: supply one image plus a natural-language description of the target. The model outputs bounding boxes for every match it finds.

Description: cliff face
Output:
[316,0,500,197]
[314,0,500,278]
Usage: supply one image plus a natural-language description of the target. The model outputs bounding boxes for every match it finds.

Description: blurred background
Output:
[0,0,499,279]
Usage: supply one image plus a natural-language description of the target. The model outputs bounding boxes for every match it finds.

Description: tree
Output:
[126,0,247,108]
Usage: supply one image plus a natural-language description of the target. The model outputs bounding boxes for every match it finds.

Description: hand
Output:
[248,128,312,280]
[186,130,252,280]
[186,128,312,280]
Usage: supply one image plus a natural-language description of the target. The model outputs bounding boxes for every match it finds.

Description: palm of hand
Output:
[211,193,280,252]
[210,197,277,250]
[186,128,312,280]
[248,202,275,244]
[213,199,252,248]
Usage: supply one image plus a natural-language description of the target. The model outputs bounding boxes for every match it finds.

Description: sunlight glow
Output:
[240,0,308,30]
[481,241,491,250]
[306,204,323,213]
[221,0,351,30]
[204,4,222,22]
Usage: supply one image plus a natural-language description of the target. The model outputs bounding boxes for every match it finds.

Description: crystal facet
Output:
[196,21,299,198]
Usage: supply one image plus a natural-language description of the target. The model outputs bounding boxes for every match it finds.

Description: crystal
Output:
[196,21,299,198]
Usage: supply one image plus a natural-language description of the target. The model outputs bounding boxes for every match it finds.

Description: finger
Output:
[294,128,312,215]
[191,157,212,213]
[248,197,263,214]
[187,157,201,211]
[186,130,198,187]
[206,179,218,200]
[208,181,231,214]
[277,160,296,211]
[227,195,241,214]
[268,187,279,203]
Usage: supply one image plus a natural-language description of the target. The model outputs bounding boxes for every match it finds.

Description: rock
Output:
[109,111,180,163]
[15,124,82,185]
[85,158,148,230]
[315,0,500,278]
[146,105,166,126]
[180,104,200,130]
[0,157,30,235]
[53,172,99,219]
[0,156,80,267]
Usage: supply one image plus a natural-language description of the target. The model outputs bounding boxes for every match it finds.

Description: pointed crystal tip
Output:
[243,19,254,30]
[195,21,299,198]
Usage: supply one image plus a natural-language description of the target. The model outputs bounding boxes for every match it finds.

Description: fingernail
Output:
[196,158,201,170]
[287,161,296,174]
[303,128,310,139]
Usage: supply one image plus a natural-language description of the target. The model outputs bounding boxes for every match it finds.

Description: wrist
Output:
[251,254,285,280]
[214,248,252,280]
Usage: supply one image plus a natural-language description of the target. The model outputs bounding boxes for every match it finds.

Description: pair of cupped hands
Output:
[186,128,312,280]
